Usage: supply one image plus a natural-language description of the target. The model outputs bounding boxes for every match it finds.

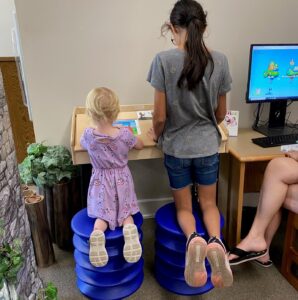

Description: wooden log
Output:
[38,185,56,243]
[25,195,55,267]
[53,181,72,250]
[69,176,82,218]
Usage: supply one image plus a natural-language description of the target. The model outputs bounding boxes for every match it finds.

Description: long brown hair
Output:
[168,0,214,90]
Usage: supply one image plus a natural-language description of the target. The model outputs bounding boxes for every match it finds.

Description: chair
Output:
[281,211,298,291]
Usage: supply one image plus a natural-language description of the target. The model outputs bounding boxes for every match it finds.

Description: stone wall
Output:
[0,69,42,299]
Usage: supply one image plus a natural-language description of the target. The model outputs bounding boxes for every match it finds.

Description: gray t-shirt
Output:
[147,48,232,158]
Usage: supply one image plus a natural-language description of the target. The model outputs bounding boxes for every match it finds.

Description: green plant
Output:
[37,282,58,300]
[19,143,77,187]
[0,221,24,289]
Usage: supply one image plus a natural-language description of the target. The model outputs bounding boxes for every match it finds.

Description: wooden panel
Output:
[0,58,35,162]
[244,161,268,192]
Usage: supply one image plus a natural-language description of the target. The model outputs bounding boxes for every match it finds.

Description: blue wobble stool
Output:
[154,202,224,295]
[71,208,144,300]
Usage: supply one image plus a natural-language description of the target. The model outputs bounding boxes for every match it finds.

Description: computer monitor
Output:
[246,44,298,136]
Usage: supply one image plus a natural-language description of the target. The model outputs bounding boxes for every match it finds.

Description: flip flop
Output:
[123,224,142,263]
[253,259,273,268]
[229,247,267,266]
[184,232,208,288]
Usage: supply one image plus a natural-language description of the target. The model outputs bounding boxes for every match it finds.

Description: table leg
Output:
[218,153,230,241]
[227,156,246,247]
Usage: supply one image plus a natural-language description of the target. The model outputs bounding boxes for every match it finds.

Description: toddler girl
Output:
[80,87,143,267]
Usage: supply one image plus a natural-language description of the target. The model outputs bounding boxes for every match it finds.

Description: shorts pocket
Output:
[201,153,219,167]
[164,154,183,170]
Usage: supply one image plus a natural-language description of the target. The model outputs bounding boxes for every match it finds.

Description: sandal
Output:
[253,259,273,268]
[229,247,267,266]
[184,232,207,287]
[206,237,233,288]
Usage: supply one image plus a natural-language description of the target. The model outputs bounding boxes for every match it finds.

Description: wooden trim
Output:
[0,57,16,62]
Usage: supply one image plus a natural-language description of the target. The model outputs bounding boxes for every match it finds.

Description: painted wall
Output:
[14,0,298,145]
[13,0,298,207]
[0,0,15,56]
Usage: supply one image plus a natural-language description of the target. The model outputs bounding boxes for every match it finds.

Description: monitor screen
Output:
[246,44,298,103]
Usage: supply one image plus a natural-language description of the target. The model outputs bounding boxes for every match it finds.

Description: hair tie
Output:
[186,16,199,26]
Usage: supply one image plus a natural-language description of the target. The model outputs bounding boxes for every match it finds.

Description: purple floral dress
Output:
[80,127,140,230]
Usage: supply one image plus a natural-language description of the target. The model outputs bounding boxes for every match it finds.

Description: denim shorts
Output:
[164,153,219,189]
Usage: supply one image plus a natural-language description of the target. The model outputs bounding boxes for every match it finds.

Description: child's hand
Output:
[147,127,158,142]
[285,151,298,161]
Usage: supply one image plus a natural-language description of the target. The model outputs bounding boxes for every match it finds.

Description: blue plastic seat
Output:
[154,202,225,295]
[71,209,144,299]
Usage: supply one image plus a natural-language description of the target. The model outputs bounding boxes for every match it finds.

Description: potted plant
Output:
[0,221,23,300]
[19,143,80,249]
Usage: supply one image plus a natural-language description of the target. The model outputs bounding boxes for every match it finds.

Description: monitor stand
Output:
[253,101,298,136]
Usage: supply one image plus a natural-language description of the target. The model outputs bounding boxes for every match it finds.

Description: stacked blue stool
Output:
[71,208,144,300]
[155,202,224,295]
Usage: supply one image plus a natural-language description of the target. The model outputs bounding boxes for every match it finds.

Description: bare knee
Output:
[265,157,298,183]
[199,197,217,212]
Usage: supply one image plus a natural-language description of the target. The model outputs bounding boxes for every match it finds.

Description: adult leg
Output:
[257,210,282,263]
[259,183,298,262]
[229,157,298,261]
[284,183,298,214]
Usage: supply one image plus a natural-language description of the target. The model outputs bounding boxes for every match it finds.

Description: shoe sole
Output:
[123,224,142,263]
[207,244,233,288]
[89,230,108,267]
[184,237,207,287]
[253,259,273,268]
[229,251,267,266]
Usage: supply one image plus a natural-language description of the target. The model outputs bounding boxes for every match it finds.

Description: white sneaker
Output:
[89,230,108,267]
[123,224,142,263]
[206,237,233,288]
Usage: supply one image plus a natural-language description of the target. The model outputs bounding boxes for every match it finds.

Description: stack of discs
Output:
[154,202,224,295]
[71,209,144,300]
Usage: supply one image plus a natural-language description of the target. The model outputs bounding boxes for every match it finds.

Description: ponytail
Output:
[169,0,214,90]
[178,19,214,90]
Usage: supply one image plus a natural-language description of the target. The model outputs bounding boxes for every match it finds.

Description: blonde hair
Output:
[85,87,120,122]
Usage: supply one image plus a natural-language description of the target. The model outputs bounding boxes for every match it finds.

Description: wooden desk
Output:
[221,128,285,247]
[70,105,228,165]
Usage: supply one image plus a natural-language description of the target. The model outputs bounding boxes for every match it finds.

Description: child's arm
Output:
[215,94,227,124]
[153,89,166,140]
[134,137,144,150]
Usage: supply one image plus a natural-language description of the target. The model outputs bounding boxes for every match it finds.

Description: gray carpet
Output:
[39,218,297,300]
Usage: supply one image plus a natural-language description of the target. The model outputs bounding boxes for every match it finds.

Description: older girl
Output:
[147,0,233,288]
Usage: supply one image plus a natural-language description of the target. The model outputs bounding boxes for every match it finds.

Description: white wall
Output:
[0,0,15,56]
[13,0,298,206]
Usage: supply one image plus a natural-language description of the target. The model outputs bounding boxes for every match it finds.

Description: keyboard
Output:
[252,133,298,148]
